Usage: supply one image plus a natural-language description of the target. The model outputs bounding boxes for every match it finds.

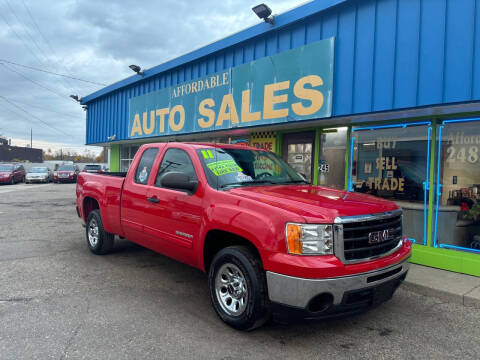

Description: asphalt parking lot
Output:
[0,183,479,359]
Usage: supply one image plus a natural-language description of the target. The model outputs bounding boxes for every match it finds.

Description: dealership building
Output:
[81,0,480,276]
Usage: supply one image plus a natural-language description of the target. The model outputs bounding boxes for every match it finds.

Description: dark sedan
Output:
[0,164,26,185]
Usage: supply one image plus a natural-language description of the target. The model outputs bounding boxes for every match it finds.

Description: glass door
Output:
[434,119,480,253]
[282,132,315,183]
[318,127,348,189]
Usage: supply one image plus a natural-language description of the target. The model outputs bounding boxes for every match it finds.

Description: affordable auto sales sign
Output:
[128,38,334,139]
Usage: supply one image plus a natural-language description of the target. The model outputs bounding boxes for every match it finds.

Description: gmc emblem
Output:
[368,229,390,244]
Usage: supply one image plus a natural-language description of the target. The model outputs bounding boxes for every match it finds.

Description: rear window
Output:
[0,165,13,171]
[58,165,74,171]
[84,165,101,170]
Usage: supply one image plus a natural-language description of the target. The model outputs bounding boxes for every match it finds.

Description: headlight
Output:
[286,223,334,255]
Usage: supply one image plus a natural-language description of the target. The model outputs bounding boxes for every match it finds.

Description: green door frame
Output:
[276,126,347,186]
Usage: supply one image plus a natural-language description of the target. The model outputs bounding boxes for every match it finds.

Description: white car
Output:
[26,167,53,183]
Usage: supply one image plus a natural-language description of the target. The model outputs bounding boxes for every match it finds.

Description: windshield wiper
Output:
[219,180,278,189]
[280,180,310,184]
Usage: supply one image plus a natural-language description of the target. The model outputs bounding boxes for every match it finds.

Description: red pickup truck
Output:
[76,142,411,330]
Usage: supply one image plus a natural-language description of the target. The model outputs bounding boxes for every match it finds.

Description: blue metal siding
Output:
[85,0,480,144]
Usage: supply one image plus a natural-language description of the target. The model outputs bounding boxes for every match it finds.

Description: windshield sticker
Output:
[201,150,215,159]
[207,160,243,176]
[138,166,149,183]
[236,173,253,182]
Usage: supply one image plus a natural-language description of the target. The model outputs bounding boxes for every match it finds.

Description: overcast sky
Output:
[0,0,303,154]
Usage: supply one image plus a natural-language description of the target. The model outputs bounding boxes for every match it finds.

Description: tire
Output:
[208,246,270,331]
[10,177,15,185]
[86,210,114,255]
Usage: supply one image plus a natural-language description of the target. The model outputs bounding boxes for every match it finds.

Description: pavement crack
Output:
[59,297,90,360]
[0,296,34,303]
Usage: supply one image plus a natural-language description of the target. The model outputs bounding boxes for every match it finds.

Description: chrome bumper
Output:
[266,257,409,309]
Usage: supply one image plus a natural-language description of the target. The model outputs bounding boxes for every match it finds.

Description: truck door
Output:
[144,147,203,262]
[121,147,160,242]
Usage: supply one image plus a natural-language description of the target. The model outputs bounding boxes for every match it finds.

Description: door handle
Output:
[147,196,160,203]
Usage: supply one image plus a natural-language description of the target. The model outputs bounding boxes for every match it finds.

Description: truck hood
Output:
[229,185,399,223]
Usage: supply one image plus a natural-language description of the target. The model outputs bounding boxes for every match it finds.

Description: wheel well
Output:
[83,197,99,219]
[203,230,262,272]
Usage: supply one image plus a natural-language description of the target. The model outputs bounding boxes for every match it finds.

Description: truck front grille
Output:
[335,210,403,263]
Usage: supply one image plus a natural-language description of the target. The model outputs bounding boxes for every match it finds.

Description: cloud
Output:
[0,0,303,152]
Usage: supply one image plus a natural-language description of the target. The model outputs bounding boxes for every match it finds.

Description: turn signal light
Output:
[286,223,303,254]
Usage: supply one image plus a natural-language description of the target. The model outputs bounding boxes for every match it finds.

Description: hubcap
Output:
[215,263,248,316]
[88,218,99,247]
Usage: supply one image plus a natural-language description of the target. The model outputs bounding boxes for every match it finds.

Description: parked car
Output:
[0,163,26,185]
[54,164,80,183]
[76,143,411,330]
[82,164,107,173]
[26,167,53,183]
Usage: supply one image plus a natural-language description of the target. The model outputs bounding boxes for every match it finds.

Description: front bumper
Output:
[55,177,75,182]
[0,177,12,183]
[267,256,409,321]
[27,178,48,183]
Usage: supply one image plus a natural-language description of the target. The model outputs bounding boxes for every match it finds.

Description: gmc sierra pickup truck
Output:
[76,142,411,330]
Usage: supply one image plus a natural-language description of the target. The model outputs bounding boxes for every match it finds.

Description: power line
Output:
[0,62,77,102]
[3,97,84,120]
[0,95,72,137]
[4,0,49,64]
[0,58,106,86]
[2,0,78,94]
[20,0,84,92]
[21,0,55,55]
[0,9,44,65]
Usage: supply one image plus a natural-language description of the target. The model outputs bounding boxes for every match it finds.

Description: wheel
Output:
[208,246,270,331]
[10,177,15,185]
[86,210,114,255]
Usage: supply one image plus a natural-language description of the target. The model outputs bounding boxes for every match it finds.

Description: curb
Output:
[402,263,480,309]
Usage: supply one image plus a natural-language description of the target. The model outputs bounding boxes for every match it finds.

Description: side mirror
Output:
[160,172,198,194]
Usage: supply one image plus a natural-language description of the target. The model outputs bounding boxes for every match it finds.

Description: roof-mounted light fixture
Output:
[70,94,80,102]
[129,64,144,76]
[252,3,274,25]
[107,134,116,141]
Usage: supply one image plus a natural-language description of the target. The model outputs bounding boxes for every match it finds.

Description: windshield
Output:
[84,165,101,170]
[0,165,13,172]
[196,148,307,189]
[30,167,48,173]
[58,165,74,171]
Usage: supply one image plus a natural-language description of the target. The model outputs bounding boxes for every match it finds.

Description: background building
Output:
[81,0,480,276]
[0,137,43,162]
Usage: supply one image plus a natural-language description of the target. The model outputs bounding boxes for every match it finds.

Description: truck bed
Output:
[76,171,126,235]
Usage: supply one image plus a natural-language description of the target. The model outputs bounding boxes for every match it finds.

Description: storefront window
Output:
[318,127,347,189]
[120,145,140,172]
[350,124,431,245]
[434,120,480,252]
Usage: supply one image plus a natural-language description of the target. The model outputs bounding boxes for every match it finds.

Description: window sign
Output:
[350,123,432,245]
[434,119,480,253]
